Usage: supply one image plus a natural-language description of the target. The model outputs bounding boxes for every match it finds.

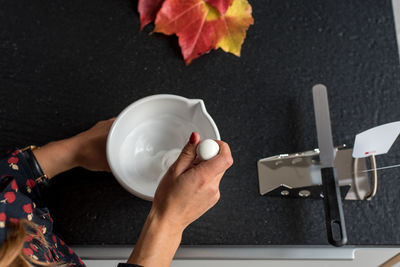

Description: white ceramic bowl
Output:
[107,94,220,201]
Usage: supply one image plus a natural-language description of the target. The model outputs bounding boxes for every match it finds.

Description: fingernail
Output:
[189,132,196,144]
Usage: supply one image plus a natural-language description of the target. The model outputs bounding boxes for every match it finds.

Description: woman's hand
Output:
[33,118,115,178]
[127,132,233,267]
[153,132,233,231]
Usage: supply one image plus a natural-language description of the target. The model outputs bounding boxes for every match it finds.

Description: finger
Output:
[107,117,116,125]
[195,140,233,179]
[170,132,201,176]
[105,118,116,131]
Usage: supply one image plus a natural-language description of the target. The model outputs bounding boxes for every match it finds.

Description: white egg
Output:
[196,139,220,160]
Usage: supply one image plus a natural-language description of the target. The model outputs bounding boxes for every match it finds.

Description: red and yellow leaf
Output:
[138,0,165,29]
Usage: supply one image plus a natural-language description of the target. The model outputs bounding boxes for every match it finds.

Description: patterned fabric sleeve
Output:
[0,149,42,202]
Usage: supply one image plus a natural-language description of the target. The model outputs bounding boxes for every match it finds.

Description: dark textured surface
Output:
[1,0,400,245]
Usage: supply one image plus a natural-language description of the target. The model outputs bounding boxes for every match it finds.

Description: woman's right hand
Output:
[152,132,233,231]
[127,132,233,267]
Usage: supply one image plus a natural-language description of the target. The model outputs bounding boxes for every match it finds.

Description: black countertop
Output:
[1,0,400,245]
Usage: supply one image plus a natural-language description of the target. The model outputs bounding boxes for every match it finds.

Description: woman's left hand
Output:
[33,118,115,178]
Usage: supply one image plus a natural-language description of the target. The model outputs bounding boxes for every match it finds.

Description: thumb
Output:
[172,132,200,176]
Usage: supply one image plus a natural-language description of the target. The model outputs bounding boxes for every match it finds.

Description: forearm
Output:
[32,137,80,179]
[127,208,183,267]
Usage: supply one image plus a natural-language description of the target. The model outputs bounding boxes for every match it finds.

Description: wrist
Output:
[147,207,185,237]
[57,137,81,169]
[32,138,81,179]
[63,135,86,169]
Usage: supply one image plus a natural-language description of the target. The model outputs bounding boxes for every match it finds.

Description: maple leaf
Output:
[154,0,253,64]
[138,0,165,29]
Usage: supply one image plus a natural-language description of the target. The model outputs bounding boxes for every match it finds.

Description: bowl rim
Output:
[106,94,220,201]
